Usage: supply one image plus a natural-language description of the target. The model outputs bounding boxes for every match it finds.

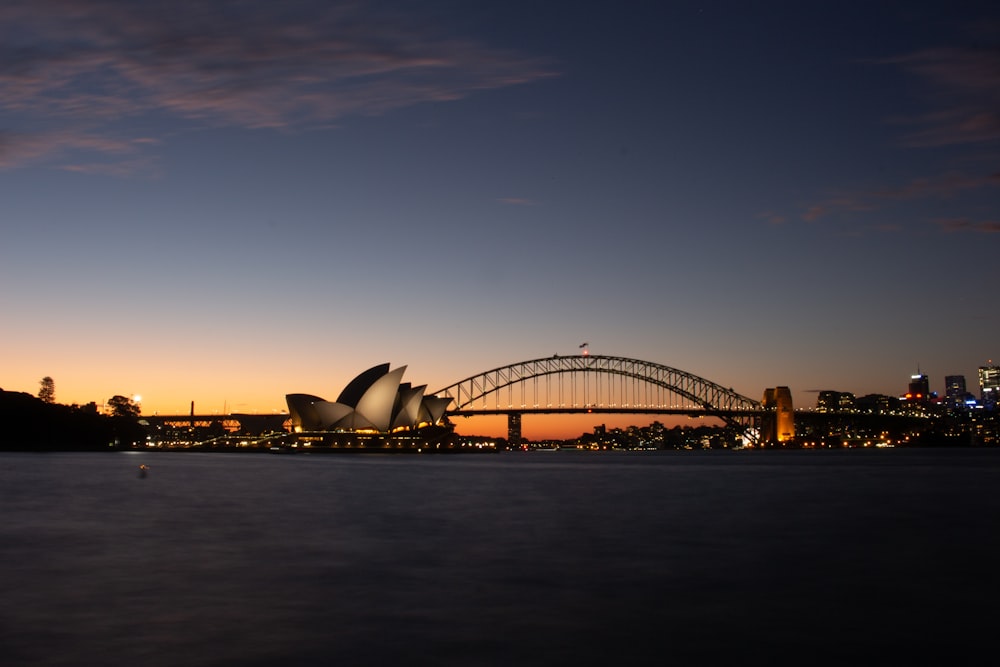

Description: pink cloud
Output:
[770,29,1000,234]
[880,46,1000,147]
[801,196,877,222]
[935,217,1000,233]
[757,211,786,225]
[0,130,157,171]
[0,0,557,169]
[871,223,905,233]
[799,171,998,223]
[59,158,161,179]
[870,172,998,200]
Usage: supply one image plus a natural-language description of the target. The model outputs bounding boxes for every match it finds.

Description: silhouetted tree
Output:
[105,395,145,448]
[38,376,55,404]
[107,394,140,418]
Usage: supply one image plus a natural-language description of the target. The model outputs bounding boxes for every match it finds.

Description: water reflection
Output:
[0,450,996,666]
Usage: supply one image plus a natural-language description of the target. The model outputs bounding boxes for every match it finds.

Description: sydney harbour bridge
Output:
[433,354,767,444]
[142,354,780,447]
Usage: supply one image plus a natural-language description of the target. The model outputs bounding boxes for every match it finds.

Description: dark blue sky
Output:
[1,0,997,436]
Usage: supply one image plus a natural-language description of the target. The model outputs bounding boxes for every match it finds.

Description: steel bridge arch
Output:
[434,355,763,440]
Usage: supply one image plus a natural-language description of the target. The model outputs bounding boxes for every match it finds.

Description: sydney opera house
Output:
[285,363,453,449]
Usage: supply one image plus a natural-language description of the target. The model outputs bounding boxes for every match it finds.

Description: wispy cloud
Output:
[801,196,878,223]
[870,171,1000,199]
[935,217,1000,233]
[60,157,162,179]
[756,211,786,225]
[790,28,1000,233]
[881,46,1000,148]
[800,172,999,223]
[0,0,556,171]
[0,129,156,169]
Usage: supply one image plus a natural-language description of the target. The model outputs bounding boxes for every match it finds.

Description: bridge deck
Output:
[448,407,762,417]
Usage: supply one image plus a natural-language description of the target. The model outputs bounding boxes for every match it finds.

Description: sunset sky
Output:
[2,0,998,439]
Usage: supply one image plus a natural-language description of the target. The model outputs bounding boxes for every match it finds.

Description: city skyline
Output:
[10,354,997,441]
[2,1,998,439]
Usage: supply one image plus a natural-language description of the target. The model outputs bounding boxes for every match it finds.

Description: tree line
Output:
[0,377,144,451]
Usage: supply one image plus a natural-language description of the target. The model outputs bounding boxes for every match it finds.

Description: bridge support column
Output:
[761,387,795,445]
[508,413,522,449]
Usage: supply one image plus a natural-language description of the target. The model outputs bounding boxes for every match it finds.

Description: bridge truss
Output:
[434,355,763,443]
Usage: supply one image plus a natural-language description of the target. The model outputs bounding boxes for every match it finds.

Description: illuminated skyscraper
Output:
[906,372,930,403]
[979,364,1000,408]
[945,375,967,408]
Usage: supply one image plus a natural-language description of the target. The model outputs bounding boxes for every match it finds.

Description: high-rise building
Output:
[945,375,967,408]
[816,391,840,412]
[816,390,855,412]
[507,412,522,447]
[856,394,898,414]
[906,372,930,403]
[980,363,1000,408]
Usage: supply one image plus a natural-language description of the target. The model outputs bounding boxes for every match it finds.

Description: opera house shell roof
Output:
[286,364,452,433]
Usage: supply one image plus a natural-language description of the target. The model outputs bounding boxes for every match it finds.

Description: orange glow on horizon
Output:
[452,413,723,441]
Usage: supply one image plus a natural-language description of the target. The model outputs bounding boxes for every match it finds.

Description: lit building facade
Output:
[980,364,1000,409]
[905,372,930,403]
[944,375,968,409]
[507,413,522,447]
[816,390,855,412]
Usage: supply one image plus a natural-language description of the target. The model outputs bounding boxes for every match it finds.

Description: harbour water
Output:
[1,449,997,666]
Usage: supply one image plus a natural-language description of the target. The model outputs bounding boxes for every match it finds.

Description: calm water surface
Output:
[1,449,998,666]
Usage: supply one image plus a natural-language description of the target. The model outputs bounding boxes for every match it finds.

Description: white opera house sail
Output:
[285,364,453,449]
